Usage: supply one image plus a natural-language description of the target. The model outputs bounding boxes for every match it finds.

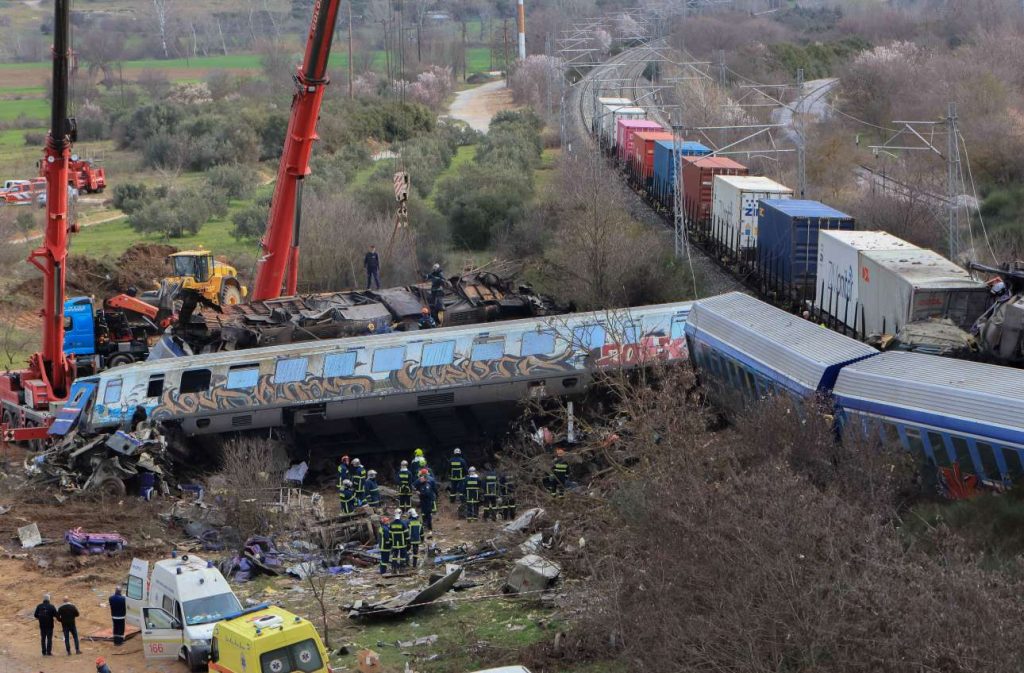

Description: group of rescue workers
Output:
[335,445,573,575]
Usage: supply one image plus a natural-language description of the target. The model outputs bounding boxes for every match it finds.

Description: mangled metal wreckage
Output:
[56,301,693,461]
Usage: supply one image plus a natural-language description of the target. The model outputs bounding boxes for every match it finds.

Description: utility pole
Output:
[347,0,354,99]
[946,101,960,261]
[502,19,509,83]
[795,67,806,199]
[717,49,726,87]
[672,111,685,260]
[516,0,526,60]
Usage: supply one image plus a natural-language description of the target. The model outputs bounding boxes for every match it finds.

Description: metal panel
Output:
[834,352,1024,443]
[757,199,855,288]
[711,176,793,252]
[685,292,877,393]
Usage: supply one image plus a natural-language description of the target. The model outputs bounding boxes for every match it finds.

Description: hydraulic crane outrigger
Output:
[0,0,77,441]
[252,0,344,301]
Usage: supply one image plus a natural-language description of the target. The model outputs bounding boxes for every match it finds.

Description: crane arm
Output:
[251,0,343,301]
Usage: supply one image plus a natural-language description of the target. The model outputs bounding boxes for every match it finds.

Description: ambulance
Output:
[209,604,332,673]
[126,553,242,670]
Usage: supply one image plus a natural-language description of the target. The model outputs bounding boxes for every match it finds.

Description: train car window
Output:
[274,357,308,384]
[670,317,686,340]
[147,375,164,398]
[324,352,358,378]
[471,339,505,362]
[521,331,556,356]
[421,341,455,367]
[901,426,926,457]
[226,365,260,390]
[103,378,123,404]
[973,441,1000,482]
[180,369,212,394]
[573,324,606,351]
[372,346,406,373]
[949,436,974,472]
[623,322,641,344]
[1000,448,1024,483]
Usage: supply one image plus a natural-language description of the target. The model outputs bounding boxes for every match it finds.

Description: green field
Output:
[0,98,48,120]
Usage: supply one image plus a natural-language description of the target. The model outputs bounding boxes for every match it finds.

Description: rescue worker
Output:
[419,468,439,515]
[377,516,392,575]
[411,448,428,475]
[349,458,367,501]
[551,448,570,497]
[418,306,437,329]
[463,467,482,521]
[499,474,517,521]
[364,244,381,290]
[414,473,436,531]
[108,587,126,646]
[425,263,446,322]
[365,470,381,509]
[96,656,113,673]
[389,510,409,572]
[483,468,500,521]
[338,479,356,514]
[448,447,467,505]
[407,509,423,567]
[56,595,81,656]
[396,460,413,509]
[34,593,57,656]
[337,455,351,483]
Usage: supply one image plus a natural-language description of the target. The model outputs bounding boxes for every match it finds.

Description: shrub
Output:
[230,196,271,241]
[205,164,256,200]
[433,162,533,250]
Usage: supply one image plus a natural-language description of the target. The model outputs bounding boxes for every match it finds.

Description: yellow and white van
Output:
[209,605,332,673]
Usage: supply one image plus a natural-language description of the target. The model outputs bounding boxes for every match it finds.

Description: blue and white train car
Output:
[62,302,692,444]
[833,352,1024,485]
[684,292,877,399]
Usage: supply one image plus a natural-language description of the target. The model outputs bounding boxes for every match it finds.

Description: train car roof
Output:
[91,301,694,378]
[833,351,1024,443]
[685,292,877,394]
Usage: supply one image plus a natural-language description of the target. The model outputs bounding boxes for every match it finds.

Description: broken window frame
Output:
[102,378,122,404]
[179,369,212,394]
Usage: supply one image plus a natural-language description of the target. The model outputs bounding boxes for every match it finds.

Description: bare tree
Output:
[304,570,332,648]
[152,0,171,59]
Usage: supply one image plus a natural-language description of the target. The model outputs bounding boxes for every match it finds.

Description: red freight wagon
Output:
[616,119,662,163]
[681,156,748,224]
[629,131,674,182]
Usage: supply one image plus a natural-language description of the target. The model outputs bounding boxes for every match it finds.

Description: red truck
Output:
[65,155,105,193]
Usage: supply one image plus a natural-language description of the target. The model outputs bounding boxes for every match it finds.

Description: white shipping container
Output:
[815,230,918,330]
[711,175,792,253]
[858,248,988,336]
[600,105,645,149]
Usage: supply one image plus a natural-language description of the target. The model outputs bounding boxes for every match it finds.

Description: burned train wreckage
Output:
[171,270,566,352]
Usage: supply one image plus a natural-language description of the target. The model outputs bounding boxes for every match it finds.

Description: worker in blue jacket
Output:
[396,460,413,509]
[108,587,127,646]
[448,448,468,505]
[418,468,439,516]
[364,470,381,509]
[377,516,392,575]
[414,473,436,531]
[463,467,482,521]
[389,511,409,572]
[407,509,423,567]
[338,480,356,514]
[483,468,500,521]
[349,458,367,500]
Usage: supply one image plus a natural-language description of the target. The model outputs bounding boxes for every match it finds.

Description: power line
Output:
[958,130,996,261]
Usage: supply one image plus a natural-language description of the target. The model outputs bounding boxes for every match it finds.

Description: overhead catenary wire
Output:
[957,130,997,261]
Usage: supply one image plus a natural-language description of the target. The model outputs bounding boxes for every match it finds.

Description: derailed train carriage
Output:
[57,302,692,465]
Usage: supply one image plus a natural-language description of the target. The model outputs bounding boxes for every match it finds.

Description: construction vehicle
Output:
[0,178,45,205]
[251,0,344,301]
[0,0,77,442]
[64,294,169,375]
[164,248,247,307]
[64,155,105,193]
[205,605,331,673]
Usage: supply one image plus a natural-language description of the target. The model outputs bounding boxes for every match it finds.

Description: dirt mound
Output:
[11,243,178,299]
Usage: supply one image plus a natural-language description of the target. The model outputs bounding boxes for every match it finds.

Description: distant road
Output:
[445,80,514,132]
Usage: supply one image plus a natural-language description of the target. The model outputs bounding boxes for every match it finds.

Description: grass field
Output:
[0,98,48,121]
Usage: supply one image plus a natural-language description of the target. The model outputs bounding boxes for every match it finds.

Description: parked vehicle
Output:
[64,296,165,375]
[208,605,331,673]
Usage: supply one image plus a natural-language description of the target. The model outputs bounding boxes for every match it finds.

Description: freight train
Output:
[685,292,1024,487]
[591,96,992,351]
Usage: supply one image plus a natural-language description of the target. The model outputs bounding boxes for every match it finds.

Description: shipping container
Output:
[615,118,661,163]
[601,106,646,151]
[629,131,674,184]
[710,175,792,255]
[857,248,988,336]
[651,139,711,206]
[593,98,633,136]
[815,230,918,331]
[756,200,855,296]
[681,156,748,226]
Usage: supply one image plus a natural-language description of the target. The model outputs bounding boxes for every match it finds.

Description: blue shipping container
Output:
[652,139,711,206]
[757,199,855,290]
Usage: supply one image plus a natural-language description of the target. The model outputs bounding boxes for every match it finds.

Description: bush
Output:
[230,196,271,241]
[128,185,228,238]
[206,164,256,200]
[23,130,45,146]
[433,162,533,250]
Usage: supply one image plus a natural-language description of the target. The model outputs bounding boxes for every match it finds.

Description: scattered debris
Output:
[17,522,41,548]
[64,528,126,555]
[504,555,560,595]
[356,648,382,673]
[84,625,142,642]
[397,634,439,649]
[503,507,545,534]
[349,566,464,619]
[520,532,543,554]
[0,505,10,515]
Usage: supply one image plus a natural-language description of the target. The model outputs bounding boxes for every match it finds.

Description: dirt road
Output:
[446,80,515,132]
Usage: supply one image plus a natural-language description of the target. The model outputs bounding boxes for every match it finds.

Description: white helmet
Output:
[395,509,404,519]
[453,448,461,455]
[368,470,377,478]
[993,280,1007,294]
[351,458,361,467]
[401,460,409,467]
[433,263,440,271]
[342,479,352,487]
[407,508,418,518]
[468,467,477,476]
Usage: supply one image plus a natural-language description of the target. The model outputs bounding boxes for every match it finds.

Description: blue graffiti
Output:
[825,262,855,301]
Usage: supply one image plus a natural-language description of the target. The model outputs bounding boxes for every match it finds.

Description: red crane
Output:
[0,0,76,435]
[252,0,344,301]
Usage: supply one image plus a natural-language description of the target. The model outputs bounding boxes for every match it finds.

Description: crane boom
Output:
[252,0,343,301]
[25,0,75,406]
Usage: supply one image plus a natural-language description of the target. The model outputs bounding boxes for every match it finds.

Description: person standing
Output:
[338,479,356,514]
[349,458,367,501]
[552,448,570,498]
[463,468,482,522]
[396,460,413,509]
[377,516,392,576]
[34,593,57,656]
[388,511,409,573]
[482,468,500,521]
[425,264,445,321]
[407,509,423,568]
[109,587,126,646]
[57,595,81,656]
[414,474,435,531]
[364,470,381,509]
[364,245,381,290]
[448,448,467,505]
